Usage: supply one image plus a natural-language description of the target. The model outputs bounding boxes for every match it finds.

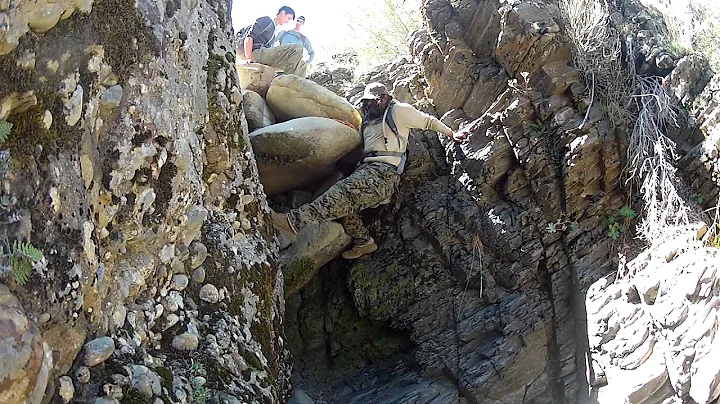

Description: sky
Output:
[231,1,357,63]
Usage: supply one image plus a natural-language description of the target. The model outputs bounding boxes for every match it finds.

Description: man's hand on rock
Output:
[450,130,467,142]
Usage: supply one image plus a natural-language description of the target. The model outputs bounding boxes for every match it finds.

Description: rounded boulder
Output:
[242,90,276,131]
[250,117,361,196]
[237,63,276,97]
[0,284,53,404]
[266,75,362,129]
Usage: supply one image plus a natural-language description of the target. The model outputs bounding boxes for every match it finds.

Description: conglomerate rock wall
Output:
[0,0,290,402]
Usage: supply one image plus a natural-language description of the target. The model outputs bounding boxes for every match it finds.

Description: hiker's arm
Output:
[305,39,314,64]
[399,105,465,142]
[243,37,254,62]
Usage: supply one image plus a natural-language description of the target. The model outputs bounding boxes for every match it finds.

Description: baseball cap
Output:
[360,82,389,101]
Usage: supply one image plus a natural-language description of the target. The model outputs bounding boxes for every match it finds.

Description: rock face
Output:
[0,0,289,401]
[266,74,363,129]
[0,285,52,404]
[587,229,720,403]
[250,117,361,195]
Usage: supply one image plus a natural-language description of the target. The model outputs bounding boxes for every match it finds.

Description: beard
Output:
[363,103,385,120]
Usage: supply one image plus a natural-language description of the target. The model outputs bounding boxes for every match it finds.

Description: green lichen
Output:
[120,388,153,404]
[281,257,316,297]
[205,51,246,151]
[154,366,174,391]
[0,0,159,158]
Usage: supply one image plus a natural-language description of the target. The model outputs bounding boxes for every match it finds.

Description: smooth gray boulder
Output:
[280,222,352,297]
[250,117,361,195]
[266,74,362,129]
[242,90,275,131]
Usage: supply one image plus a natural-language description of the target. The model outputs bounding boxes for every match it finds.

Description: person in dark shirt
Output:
[242,6,308,77]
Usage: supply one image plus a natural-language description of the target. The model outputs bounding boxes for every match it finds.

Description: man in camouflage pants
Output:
[272,82,466,259]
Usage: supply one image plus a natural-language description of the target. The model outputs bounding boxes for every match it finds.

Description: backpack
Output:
[276,30,309,49]
[362,103,410,174]
[235,18,275,55]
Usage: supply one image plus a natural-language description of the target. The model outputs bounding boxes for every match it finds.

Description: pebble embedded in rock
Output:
[163,292,181,312]
[199,284,219,303]
[172,332,199,351]
[58,376,74,403]
[103,383,123,398]
[190,242,208,269]
[100,85,123,109]
[94,397,120,404]
[163,314,180,331]
[192,376,206,388]
[75,366,90,384]
[38,312,51,324]
[173,386,187,402]
[64,85,83,126]
[171,274,189,291]
[130,365,162,398]
[192,267,206,284]
[82,337,115,367]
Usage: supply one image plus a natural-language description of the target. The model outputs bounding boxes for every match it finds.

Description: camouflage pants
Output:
[288,162,401,243]
[253,44,307,77]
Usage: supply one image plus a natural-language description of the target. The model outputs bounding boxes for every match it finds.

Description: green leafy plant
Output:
[193,385,209,404]
[190,361,206,376]
[607,219,622,240]
[1,240,44,286]
[606,205,637,241]
[0,121,12,145]
[618,205,637,220]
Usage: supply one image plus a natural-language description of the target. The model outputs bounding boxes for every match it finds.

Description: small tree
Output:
[343,0,423,71]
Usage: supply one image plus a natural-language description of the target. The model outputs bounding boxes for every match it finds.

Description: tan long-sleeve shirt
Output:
[363,102,453,167]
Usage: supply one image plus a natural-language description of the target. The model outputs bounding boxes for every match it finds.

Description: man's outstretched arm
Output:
[398,103,467,142]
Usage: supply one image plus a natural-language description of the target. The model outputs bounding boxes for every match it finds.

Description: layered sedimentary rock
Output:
[0,0,289,402]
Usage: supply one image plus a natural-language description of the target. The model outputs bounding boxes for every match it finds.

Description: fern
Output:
[10,254,31,285]
[0,121,11,144]
[1,240,44,286]
[13,240,44,262]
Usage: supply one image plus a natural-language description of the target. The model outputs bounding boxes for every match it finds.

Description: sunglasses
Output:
[361,99,380,108]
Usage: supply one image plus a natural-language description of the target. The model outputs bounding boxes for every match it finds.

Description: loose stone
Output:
[172,332,199,351]
[82,337,115,366]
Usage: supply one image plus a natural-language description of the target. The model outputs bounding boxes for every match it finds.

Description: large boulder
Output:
[280,222,352,297]
[266,75,362,129]
[242,90,276,131]
[237,63,277,96]
[250,117,361,195]
[0,285,53,404]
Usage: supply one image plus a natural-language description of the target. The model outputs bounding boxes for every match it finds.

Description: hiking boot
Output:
[271,210,297,240]
[341,239,378,260]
